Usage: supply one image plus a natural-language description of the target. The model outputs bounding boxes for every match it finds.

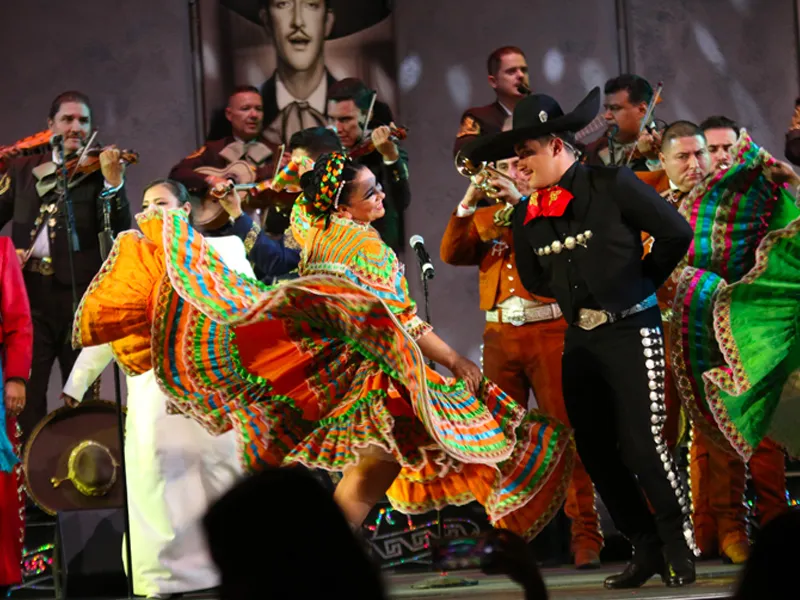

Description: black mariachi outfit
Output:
[512,162,696,567]
[0,151,131,440]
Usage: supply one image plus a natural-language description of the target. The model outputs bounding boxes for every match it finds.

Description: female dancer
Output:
[72,153,574,538]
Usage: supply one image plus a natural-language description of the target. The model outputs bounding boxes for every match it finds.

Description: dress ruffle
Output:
[75,209,574,539]
[669,130,800,460]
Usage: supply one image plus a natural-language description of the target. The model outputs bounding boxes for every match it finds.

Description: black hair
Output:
[300,152,364,213]
[604,74,653,106]
[699,115,740,136]
[289,127,343,160]
[487,46,526,76]
[327,78,374,114]
[48,90,92,121]
[204,465,388,600]
[661,120,705,150]
[142,178,195,212]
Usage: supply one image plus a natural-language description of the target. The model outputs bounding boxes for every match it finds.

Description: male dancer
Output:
[462,89,696,588]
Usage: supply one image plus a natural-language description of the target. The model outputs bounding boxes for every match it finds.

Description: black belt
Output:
[575,294,657,330]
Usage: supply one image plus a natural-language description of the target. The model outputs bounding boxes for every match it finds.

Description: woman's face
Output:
[142,183,190,214]
[336,167,385,223]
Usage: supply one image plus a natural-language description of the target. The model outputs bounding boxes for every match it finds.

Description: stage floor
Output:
[11,562,739,599]
[386,562,739,599]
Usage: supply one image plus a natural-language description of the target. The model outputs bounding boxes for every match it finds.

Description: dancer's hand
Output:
[4,380,26,416]
[450,355,482,396]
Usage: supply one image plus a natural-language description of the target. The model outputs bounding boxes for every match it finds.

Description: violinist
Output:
[327,78,410,253]
[584,75,663,172]
[0,90,131,442]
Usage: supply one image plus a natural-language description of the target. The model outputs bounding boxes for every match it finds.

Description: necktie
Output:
[279,101,326,145]
[523,186,575,224]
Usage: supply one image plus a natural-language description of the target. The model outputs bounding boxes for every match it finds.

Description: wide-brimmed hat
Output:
[23,401,126,515]
[221,0,393,40]
[462,87,601,163]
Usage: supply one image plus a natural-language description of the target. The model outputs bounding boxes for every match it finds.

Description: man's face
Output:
[514,138,565,190]
[226,92,264,140]
[602,90,646,143]
[327,99,363,149]
[497,157,531,197]
[704,127,738,171]
[489,53,529,100]
[48,101,91,154]
[659,135,711,193]
[262,0,333,72]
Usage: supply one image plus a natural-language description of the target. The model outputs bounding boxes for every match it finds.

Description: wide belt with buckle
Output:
[486,303,562,326]
[575,294,658,331]
[24,256,55,276]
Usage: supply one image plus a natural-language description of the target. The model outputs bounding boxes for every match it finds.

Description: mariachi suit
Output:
[0,237,32,590]
[440,203,602,555]
[453,101,510,158]
[0,151,130,441]
[512,162,696,564]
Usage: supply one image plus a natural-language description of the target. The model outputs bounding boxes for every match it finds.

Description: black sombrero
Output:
[462,87,601,163]
[221,0,393,40]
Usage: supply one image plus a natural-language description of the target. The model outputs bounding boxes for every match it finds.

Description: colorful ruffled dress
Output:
[72,206,575,540]
[669,131,800,461]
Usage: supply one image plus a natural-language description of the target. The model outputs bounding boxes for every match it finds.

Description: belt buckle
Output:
[506,310,526,327]
[577,309,609,331]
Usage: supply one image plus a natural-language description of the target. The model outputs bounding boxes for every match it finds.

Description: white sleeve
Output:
[62,344,115,401]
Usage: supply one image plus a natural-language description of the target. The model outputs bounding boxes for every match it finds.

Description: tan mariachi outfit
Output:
[440,202,602,557]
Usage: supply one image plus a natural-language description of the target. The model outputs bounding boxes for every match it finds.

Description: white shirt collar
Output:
[275,74,328,114]
[668,178,680,192]
[498,101,513,116]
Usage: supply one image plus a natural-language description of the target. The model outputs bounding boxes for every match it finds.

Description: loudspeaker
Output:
[54,508,128,598]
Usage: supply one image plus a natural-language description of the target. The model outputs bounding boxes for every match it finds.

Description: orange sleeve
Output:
[439,210,485,266]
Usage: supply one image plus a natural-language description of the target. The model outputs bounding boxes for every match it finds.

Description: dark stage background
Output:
[0,0,797,408]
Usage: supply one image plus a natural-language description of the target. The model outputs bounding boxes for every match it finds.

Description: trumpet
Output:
[455,151,517,198]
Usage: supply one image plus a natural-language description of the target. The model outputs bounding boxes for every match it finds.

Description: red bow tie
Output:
[523,186,575,224]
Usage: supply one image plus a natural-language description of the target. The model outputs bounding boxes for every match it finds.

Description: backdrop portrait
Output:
[198,0,398,145]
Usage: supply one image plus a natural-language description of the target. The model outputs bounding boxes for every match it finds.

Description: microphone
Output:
[409,235,435,280]
[50,133,63,148]
[517,82,531,96]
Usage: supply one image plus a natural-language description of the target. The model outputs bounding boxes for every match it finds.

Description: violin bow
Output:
[66,130,99,186]
[624,81,663,167]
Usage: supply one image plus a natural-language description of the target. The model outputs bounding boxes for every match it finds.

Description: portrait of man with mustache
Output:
[207,0,394,146]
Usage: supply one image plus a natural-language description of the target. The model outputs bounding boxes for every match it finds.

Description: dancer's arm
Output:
[416,331,482,395]
[62,344,114,407]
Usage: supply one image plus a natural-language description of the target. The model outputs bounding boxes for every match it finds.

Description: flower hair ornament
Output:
[311,152,348,215]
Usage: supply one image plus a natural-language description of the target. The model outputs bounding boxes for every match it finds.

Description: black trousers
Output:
[20,272,86,443]
[562,307,696,561]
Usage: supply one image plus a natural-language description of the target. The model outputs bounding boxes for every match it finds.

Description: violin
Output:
[63,146,139,179]
[347,125,408,160]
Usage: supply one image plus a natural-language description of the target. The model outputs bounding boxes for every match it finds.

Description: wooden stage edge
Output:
[387,562,740,600]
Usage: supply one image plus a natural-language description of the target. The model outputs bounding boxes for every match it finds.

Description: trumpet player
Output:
[453,46,530,157]
[440,160,603,570]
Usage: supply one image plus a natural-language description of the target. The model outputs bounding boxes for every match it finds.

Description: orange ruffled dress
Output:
[73,208,574,539]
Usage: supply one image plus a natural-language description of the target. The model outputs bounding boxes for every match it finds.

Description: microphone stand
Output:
[411,261,477,591]
[99,193,134,600]
[55,141,80,313]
